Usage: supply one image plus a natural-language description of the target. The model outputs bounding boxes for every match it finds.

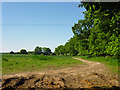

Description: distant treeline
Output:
[55,2,120,58]
[10,46,55,55]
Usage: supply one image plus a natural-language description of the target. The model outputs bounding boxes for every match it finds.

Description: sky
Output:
[2,2,85,52]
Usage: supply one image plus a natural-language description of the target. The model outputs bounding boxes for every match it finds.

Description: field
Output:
[2,54,119,88]
[2,54,119,75]
[2,54,84,75]
[74,56,118,73]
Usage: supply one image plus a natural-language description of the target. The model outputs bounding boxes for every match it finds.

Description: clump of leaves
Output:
[55,2,120,58]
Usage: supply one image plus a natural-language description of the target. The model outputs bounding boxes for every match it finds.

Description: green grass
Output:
[2,54,84,75]
[74,56,118,73]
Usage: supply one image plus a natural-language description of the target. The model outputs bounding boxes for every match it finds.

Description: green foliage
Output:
[55,36,79,56]
[34,46,42,54]
[55,2,120,58]
[28,51,34,54]
[34,46,52,55]
[55,45,64,55]
[41,53,44,55]
[80,2,120,57]
[20,49,28,54]
[42,47,51,55]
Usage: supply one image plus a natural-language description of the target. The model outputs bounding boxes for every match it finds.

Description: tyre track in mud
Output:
[2,58,119,89]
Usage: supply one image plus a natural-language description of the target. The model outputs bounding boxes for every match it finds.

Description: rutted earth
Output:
[2,58,119,89]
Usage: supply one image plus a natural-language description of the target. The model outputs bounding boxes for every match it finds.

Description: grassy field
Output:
[74,56,118,73]
[2,54,118,75]
[2,54,84,75]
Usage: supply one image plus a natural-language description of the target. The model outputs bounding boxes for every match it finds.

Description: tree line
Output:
[55,2,120,58]
[10,46,55,55]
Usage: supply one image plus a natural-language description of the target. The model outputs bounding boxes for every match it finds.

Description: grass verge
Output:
[74,56,118,73]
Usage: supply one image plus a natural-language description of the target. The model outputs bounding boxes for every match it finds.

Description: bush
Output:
[34,46,42,54]
[41,53,44,55]
[28,51,34,54]
[42,47,51,55]
[20,49,28,54]
[10,51,14,54]
[15,52,20,54]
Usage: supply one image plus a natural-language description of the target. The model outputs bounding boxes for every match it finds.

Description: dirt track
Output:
[2,58,119,89]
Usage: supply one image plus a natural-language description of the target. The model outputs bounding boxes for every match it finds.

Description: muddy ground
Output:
[1,58,119,89]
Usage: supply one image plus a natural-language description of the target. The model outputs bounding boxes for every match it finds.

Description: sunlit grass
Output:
[2,54,84,75]
[75,56,118,73]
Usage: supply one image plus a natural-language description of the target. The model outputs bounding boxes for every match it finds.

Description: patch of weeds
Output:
[39,56,53,60]
[38,64,41,66]
[2,57,8,62]
[16,62,19,64]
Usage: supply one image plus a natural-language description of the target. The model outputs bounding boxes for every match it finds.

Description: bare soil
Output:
[2,58,119,89]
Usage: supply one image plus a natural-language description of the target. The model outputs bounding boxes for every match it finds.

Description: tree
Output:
[10,51,14,54]
[42,47,51,55]
[55,37,78,56]
[64,37,78,56]
[55,45,64,55]
[20,49,28,54]
[34,46,42,54]
[72,2,120,57]
[51,53,56,55]
[55,2,120,57]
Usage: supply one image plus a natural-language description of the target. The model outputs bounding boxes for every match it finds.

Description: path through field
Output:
[2,58,119,89]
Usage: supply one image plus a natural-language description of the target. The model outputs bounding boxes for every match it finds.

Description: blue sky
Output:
[2,2,85,52]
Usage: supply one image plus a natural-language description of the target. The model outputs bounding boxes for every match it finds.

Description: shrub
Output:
[20,49,28,54]
[28,51,34,54]
[34,46,42,54]
[10,51,14,54]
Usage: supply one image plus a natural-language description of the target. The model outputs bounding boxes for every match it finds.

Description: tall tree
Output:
[55,45,64,55]
[73,2,120,57]
[55,2,120,58]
